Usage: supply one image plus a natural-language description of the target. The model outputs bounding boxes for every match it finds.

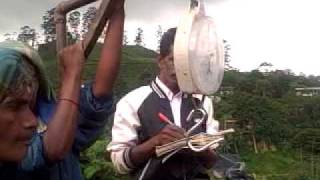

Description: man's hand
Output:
[150,125,186,147]
[129,125,186,168]
[58,43,85,77]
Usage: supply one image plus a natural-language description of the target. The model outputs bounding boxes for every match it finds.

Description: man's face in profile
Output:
[0,86,38,162]
[158,45,178,87]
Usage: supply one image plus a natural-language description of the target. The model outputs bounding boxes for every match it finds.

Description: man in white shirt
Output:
[107,28,219,180]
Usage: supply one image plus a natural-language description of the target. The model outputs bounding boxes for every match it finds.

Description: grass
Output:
[240,150,320,179]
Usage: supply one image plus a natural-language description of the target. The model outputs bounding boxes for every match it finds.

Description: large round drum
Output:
[174,0,225,95]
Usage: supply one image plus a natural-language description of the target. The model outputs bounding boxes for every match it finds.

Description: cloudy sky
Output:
[1,0,320,75]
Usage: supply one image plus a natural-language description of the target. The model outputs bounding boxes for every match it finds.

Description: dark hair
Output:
[160,28,177,57]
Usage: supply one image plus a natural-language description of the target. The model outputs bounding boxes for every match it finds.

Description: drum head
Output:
[189,16,224,94]
[174,14,224,95]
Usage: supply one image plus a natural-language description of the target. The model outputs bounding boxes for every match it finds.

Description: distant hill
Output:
[122,45,158,60]
[38,42,159,99]
[38,42,158,63]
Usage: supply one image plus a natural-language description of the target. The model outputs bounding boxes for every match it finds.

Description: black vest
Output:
[131,81,208,180]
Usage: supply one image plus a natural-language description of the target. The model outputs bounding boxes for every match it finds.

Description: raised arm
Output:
[43,43,84,162]
[93,0,125,97]
[72,0,126,152]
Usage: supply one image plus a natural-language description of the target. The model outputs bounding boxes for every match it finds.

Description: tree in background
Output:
[17,26,37,47]
[67,31,76,44]
[4,33,11,40]
[82,6,97,39]
[223,39,232,70]
[41,8,56,43]
[4,33,17,41]
[258,62,273,73]
[68,10,81,41]
[216,67,320,153]
[123,30,129,46]
[156,25,163,52]
[134,27,144,46]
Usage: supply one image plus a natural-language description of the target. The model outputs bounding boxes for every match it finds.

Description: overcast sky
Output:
[0,0,320,76]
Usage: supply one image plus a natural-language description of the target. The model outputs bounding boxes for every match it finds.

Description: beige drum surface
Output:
[174,0,224,95]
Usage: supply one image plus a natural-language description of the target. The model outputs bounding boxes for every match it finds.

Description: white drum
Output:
[174,0,225,95]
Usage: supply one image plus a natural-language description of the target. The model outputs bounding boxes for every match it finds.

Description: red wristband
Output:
[58,98,79,107]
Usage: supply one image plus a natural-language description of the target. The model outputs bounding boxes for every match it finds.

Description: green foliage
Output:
[80,139,128,180]
[41,8,56,43]
[291,128,320,153]
[241,151,320,179]
[68,11,81,40]
[217,69,320,149]
[81,7,97,38]
[17,25,37,47]
[223,39,232,70]
[231,92,287,143]
[242,151,297,174]
[134,28,144,46]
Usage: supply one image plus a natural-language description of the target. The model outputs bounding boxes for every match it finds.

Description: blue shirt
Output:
[0,82,113,180]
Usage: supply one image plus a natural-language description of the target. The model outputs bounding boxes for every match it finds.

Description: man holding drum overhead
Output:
[107,28,220,180]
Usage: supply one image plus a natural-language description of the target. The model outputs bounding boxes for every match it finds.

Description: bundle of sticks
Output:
[155,129,235,157]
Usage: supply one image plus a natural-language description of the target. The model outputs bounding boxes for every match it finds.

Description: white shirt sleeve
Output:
[204,96,219,134]
[106,86,151,174]
[202,96,221,150]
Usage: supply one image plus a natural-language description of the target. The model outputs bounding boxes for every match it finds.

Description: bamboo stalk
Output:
[156,129,235,157]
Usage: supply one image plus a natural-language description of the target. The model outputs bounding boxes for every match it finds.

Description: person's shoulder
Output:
[124,85,151,98]
[117,85,152,106]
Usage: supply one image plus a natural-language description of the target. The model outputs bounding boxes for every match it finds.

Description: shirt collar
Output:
[155,77,182,101]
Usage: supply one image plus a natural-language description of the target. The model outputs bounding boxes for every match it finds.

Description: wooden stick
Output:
[55,0,116,58]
